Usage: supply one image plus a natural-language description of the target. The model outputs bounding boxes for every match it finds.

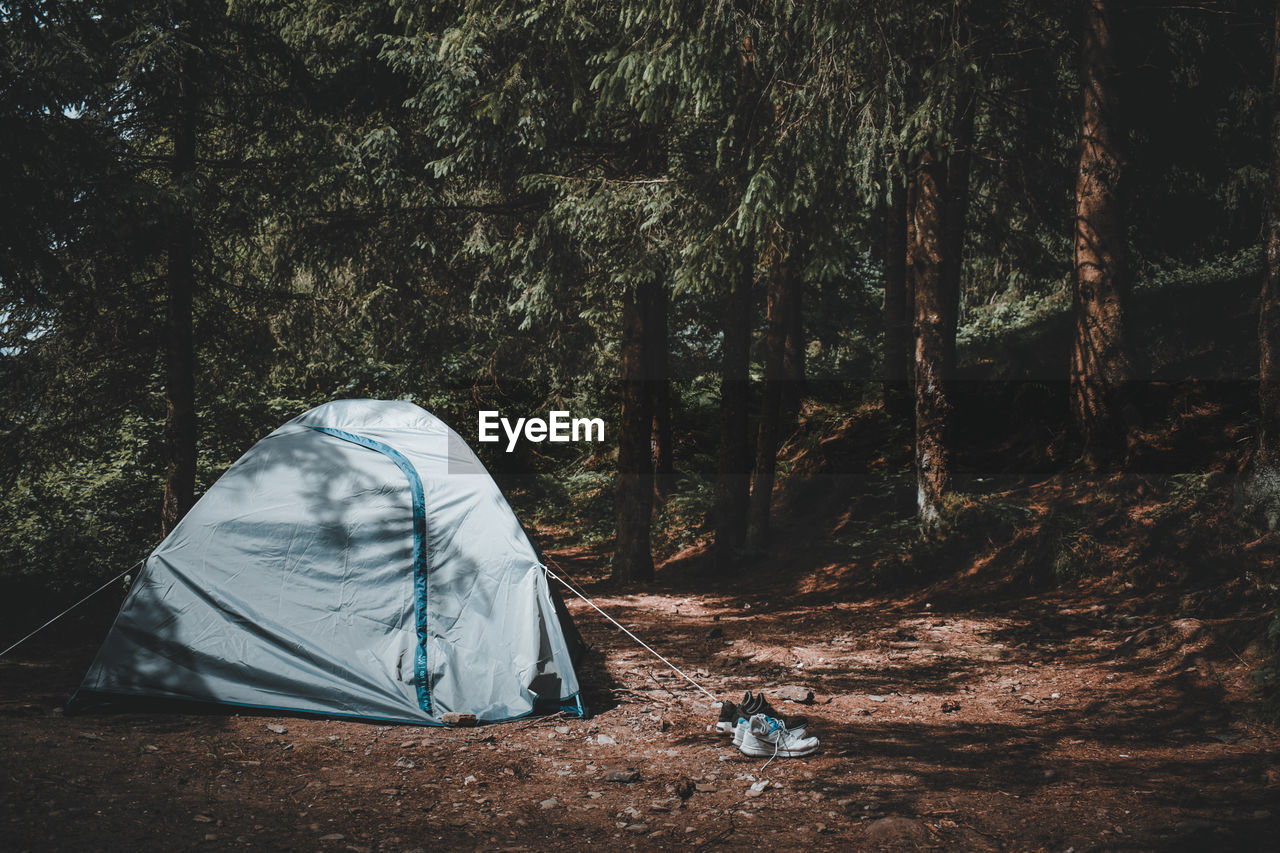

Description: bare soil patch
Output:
[2,555,1277,852]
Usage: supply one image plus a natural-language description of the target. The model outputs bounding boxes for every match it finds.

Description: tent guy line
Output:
[0,559,143,659]
[541,564,719,704]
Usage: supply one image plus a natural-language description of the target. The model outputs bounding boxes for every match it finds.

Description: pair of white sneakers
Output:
[732,712,819,759]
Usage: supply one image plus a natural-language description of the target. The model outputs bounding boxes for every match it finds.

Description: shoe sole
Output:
[739,741,819,758]
[716,721,736,734]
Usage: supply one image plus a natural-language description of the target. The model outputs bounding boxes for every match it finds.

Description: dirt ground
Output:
[2,551,1278,853]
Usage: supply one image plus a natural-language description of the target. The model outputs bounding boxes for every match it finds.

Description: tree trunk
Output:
[613,284,655,583]
[713,256,753,570]
[883,175,913,424]
[941,97,975,376]
[646,282,674,496]
[910,149,951,535]
[780,247,806,430]
[1249,4,1280,529]
[748,249,794,549]
[1071,0,1131,469]
[161,60,197,536]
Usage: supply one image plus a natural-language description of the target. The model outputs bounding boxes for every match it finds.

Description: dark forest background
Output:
[5,0,1280,705]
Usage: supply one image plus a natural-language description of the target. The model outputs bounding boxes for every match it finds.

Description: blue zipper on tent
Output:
[309,427,432,715]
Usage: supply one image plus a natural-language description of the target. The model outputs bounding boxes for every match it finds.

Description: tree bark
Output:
[1071,0,1131,469]
[161,58,197,536]
[613,284,655,583]
[748,249,794,549]
[941,97,975,376]
[646,282,674,495]
[713,256,753,570]
[780,246,806,430]
[883,175,913,424]
[910,149,952,535]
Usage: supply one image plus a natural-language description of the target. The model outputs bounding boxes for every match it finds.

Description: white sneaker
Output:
[733,713,805,745]
[739,713,819,759]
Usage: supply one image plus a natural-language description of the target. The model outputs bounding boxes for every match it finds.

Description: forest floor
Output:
[2,537,1278,852]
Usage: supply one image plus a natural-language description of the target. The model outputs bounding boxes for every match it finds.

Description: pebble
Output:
[775,686,814,704]
[602,768,640,783]
[597,734,617,745]
[539,798,559,810]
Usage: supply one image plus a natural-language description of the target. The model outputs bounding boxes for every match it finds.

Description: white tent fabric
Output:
[75,400,583,724]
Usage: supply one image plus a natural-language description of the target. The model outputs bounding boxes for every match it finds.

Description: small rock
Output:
[868,695,886,703]
[318,833,345,841]
[624,823,650,834]
[394,757,415,769]
[539,798,558,810]
[442,712,477,727]
[555,726,570,734]
[941,700,961,714]
[597,734,617,745]
[675,779,696,800]
[194,814,214,823]
[1050,692,1061,699]
[694,782,716,793]
[863,817,928,843]
[602,767,640,783]
[266,724,288,734]
[775,686,814,704]
[463,775,477,786]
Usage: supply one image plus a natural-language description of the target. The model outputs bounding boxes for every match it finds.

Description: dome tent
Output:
[72,400,585,725]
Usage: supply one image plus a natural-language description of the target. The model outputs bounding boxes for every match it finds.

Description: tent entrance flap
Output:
[309,426,432,715]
